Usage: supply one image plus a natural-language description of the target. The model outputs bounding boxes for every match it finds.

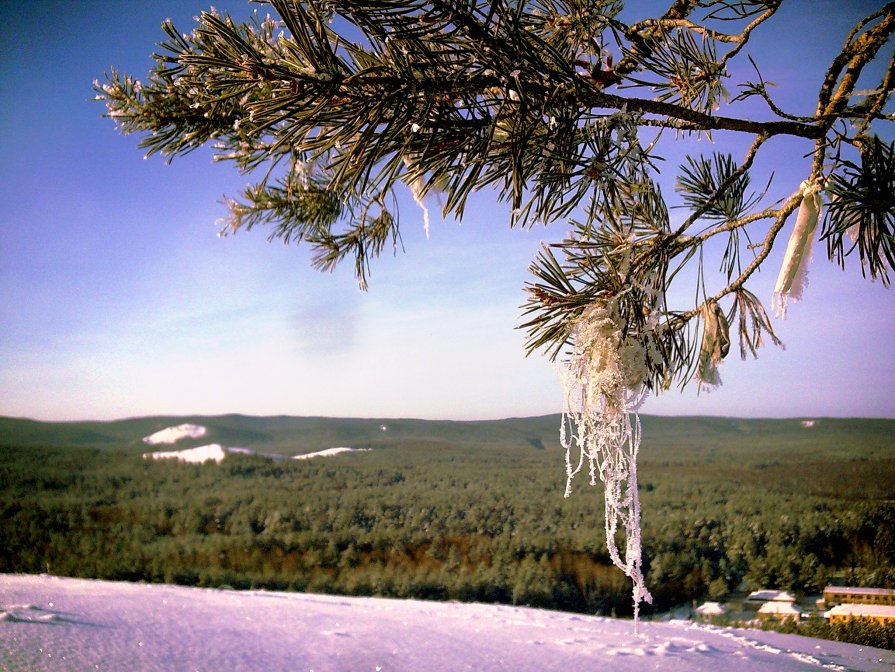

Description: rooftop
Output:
[696,602,727,616]
[759,601,801,615]
[828,604,895,618]
[748,590,796,603]
[824,586,895,596]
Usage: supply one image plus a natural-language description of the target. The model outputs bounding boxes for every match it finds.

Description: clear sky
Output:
[1,1,893,422]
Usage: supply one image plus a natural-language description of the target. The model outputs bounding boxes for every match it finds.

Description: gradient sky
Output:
[1,1,893,422]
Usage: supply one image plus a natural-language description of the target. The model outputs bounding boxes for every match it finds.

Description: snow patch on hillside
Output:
[141,443,372,464]
[142,423,207,445]
[293,447,371,460]
[1,574,893,672]
[143,444,227,464]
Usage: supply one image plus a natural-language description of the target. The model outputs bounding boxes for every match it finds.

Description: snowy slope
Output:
[293,447,371,460]
[142,424,207,445]
[142,444,372,463]
[142,443,228,464]
[1,575,892,672]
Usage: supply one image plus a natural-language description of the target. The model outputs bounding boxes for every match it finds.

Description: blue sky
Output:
[1,1,893,422]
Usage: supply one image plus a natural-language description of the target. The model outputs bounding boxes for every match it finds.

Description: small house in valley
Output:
[757,600,802,623]
[695,602,727,621]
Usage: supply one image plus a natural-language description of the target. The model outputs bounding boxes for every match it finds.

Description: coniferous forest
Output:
[1,415,893,646]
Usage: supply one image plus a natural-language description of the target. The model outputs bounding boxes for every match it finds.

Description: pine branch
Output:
[98,0,894,377]
[573,88,823,139]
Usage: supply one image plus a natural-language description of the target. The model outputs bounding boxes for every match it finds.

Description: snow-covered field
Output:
[2,575,893,672]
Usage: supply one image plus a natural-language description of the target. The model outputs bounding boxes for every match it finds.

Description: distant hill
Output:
[0,413,892,463]
[1,413,892,621]
[0,414,564,455]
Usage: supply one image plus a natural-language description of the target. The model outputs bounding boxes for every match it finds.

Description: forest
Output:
[1,414,893,647]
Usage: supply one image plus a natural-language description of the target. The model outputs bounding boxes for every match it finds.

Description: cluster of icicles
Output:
[556,300,655,629]
[557,181,824,630]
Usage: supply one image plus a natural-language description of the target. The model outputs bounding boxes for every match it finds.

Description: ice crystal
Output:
[557,301,653,629]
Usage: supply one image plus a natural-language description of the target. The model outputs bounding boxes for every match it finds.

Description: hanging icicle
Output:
[556,301,654,630]
[773,181,824,318]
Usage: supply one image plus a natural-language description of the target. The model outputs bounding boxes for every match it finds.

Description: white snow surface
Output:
[142,444,372,464]
[141,423,207,445]
[143,443,227,464]
[292,447,371,460]
[2,575,893,672]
